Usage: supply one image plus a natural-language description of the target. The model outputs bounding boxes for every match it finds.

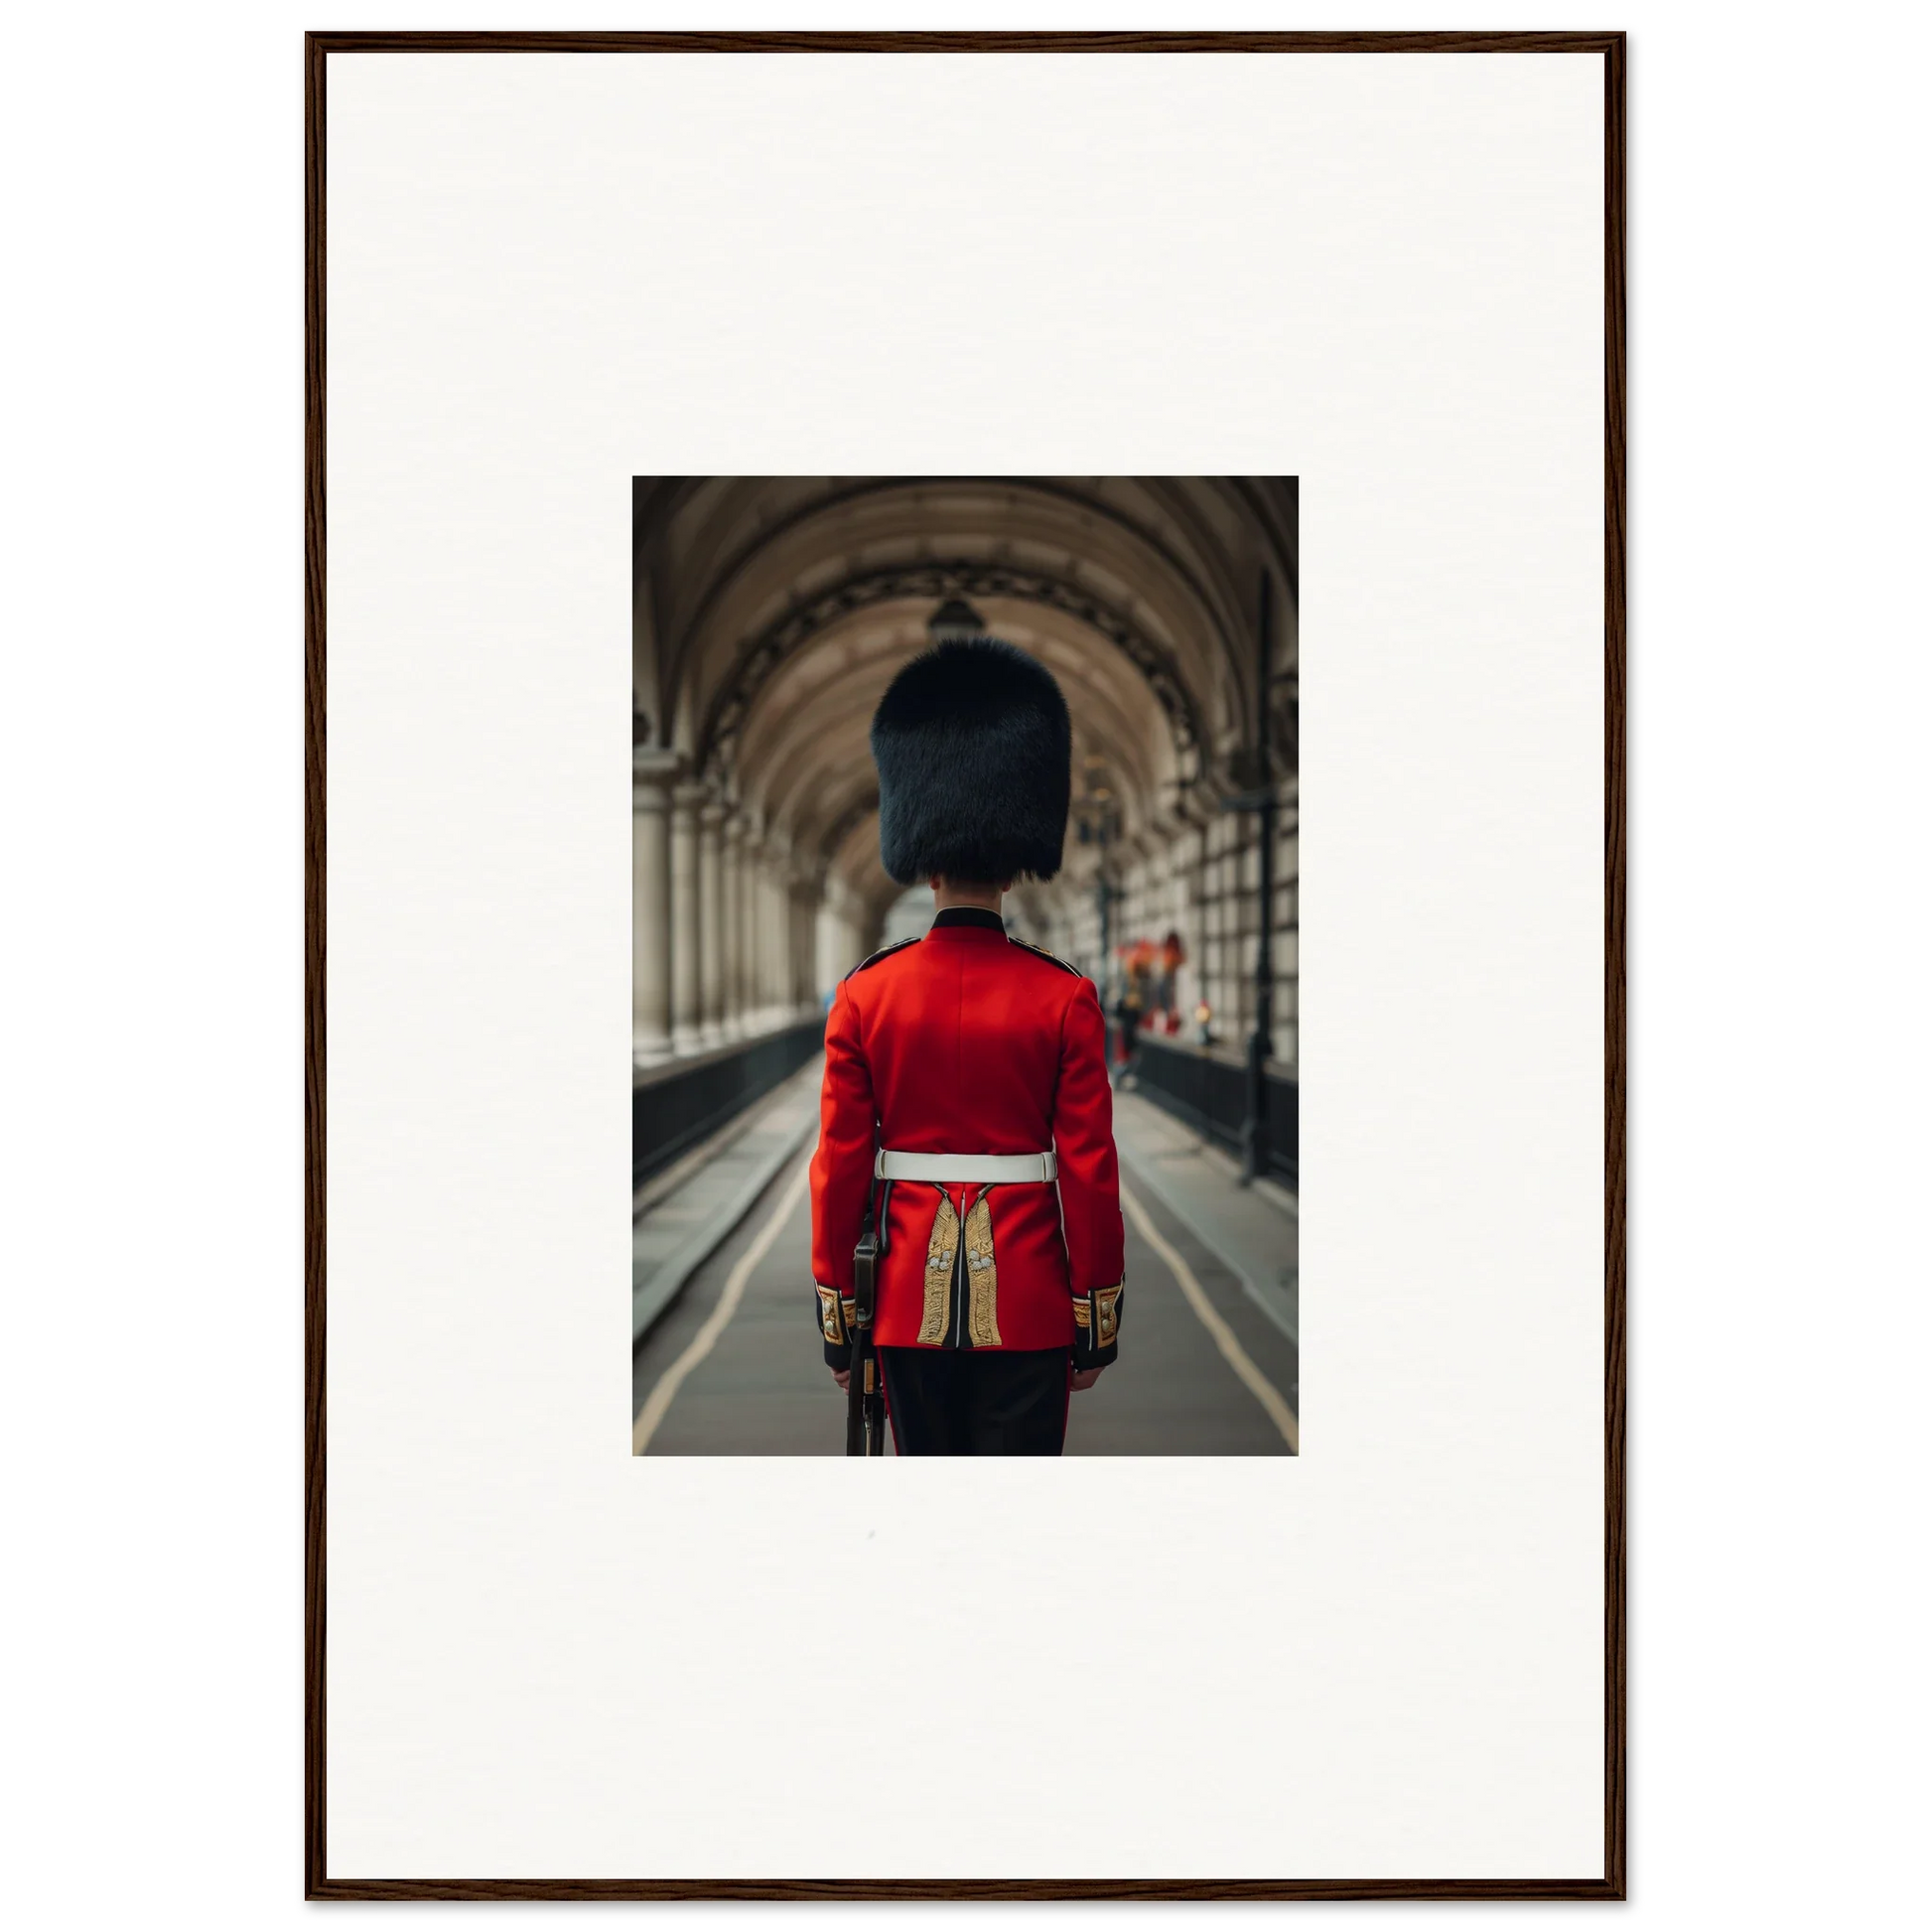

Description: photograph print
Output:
[630,479,1298,1456]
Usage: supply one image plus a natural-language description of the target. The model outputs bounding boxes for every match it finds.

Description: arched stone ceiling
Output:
[694,555,1208,789]
[633,477,1298,918]
[637,479,1296,764]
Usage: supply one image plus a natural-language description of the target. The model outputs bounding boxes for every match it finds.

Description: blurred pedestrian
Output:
[1113,952,1149,1080]
[1157,927,1186,1023]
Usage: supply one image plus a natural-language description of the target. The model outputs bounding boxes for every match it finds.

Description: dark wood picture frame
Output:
[305,29,1626,1901]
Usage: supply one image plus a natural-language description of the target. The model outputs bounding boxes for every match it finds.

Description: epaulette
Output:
[1008,937,1080,975]
[843,937,918,980]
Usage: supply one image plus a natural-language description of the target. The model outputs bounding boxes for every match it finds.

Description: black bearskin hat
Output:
[872,636,1071,886]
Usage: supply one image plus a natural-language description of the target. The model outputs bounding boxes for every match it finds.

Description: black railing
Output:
[632,1016,825,1190]
[1130,1032,1300,1191]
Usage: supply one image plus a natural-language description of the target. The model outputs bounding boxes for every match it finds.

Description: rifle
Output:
[845,1194,887,1455]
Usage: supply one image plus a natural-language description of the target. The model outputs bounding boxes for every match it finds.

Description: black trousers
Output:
[879,1347,1071,1456]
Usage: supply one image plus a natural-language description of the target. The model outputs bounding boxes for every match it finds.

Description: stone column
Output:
[816,877,853,994]
[735,817,761,1034]
[815,892,842,1001]
[806,891,823,1008]
[791,873,816,1015]
[669,781,706,1052]
[787,887,802,1014]
[780,855,798,1015]
[751,840,774,1026]
[631,753,677,1062]
[699,798,728,1044]
[821,901,839,999]
[725,812,752,1037]
[763,837,790,1023]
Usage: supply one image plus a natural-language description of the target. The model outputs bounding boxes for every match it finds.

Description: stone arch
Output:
[692,557,1207,791]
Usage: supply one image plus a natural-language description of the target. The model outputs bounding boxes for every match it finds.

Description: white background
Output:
[325,44,1601,1882]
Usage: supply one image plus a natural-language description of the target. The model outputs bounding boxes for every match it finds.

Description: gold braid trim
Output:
[918,1192,958,1345]
[964,1194,1002,1348]
[815,1284,845,1344]
[1094,1283,1122,1347]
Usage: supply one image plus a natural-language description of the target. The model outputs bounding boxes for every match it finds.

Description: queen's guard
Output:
[810,631,1126,1454]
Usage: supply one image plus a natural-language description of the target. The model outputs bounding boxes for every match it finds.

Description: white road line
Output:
[632,1154,814,1455]
[1112,1138,1298,1344]
[1120,1180,1300,1453]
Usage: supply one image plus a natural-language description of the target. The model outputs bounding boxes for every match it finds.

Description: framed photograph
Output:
[309,31,1624,1898]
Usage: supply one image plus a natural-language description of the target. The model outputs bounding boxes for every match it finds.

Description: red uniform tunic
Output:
[810,908,1126,1362]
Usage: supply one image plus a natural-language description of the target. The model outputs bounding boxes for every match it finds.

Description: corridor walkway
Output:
[630,1107,1299,1456]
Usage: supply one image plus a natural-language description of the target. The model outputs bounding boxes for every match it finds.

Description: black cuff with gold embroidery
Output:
[816,1284,856,1371]
[1071,1283,1123,1370]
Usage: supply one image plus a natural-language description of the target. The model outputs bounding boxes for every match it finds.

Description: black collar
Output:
[929,906,1007,933]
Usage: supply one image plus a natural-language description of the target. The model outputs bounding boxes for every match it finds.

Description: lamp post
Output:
[1224,573,1280,1186]
[927,596,986,645]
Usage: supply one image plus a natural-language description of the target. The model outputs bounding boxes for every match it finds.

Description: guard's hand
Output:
[1070,1367,1106,1393]
[831,1368,851,1392]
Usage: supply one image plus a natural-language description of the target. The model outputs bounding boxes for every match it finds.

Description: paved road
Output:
[632,1151,1299,1455]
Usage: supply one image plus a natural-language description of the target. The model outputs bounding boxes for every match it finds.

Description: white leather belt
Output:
[875,1150,1058,1183]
